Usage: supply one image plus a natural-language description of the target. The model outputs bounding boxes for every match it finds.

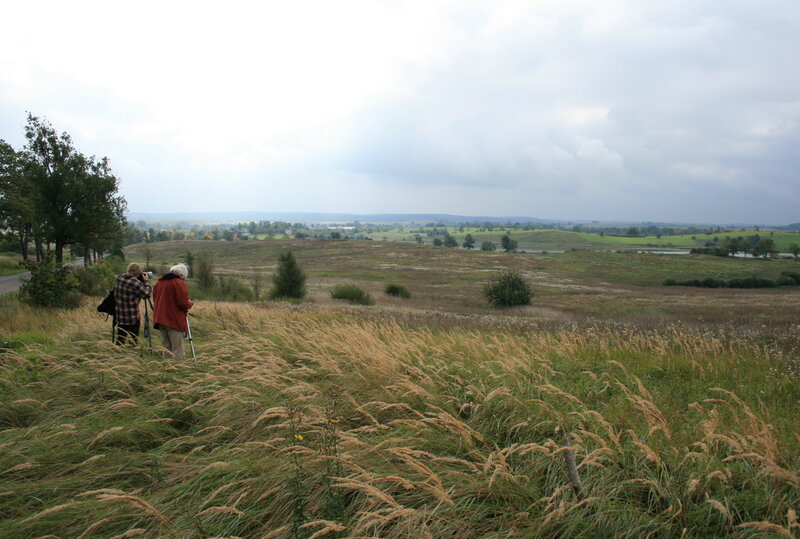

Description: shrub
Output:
[194,252,216,290]
[701,277,726,288]
[483,270,533,307]
[662,278,678,286]
[331,284,374,305]
[269,250,306,300]
[780,271,800,285]
[217,276,254,302]
[727,277,776,289]
[73,256,126,296]
[480,241,497,251]
[384,283,411,299]
[18,255,82,309]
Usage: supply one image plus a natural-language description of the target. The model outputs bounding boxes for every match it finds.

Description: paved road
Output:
[0,271,29,295]
[0,260,89,295]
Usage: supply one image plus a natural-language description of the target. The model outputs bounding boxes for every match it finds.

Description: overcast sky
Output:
[1,1,799,224]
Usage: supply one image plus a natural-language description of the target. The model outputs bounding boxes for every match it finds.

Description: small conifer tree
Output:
[269,250,306,299]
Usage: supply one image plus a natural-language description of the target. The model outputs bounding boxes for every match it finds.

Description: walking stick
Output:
[186,313,196,359]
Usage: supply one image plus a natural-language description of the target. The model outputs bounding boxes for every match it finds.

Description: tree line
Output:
[0,114,127,263]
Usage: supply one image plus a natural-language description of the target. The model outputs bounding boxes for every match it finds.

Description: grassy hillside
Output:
[125,239,800,328]
[1,298,799,537]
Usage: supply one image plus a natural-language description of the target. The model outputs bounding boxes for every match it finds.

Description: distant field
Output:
[362,227,800,252]
[125,238,800,329]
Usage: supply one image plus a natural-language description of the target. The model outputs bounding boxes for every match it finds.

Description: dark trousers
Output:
[116,320,141,345]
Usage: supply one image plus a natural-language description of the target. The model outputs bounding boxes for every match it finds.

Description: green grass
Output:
[0,253,24,276]
[1,300,798,537]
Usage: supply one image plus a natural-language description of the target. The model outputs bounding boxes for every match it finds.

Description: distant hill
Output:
[126,211,555,225]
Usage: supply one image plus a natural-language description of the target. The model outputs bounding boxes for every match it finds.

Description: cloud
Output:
[1,1,799,223]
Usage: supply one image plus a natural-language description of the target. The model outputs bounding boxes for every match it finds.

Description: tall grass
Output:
[1,299,798,537]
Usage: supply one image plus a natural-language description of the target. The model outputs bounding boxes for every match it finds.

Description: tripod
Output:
[143,298,154,350]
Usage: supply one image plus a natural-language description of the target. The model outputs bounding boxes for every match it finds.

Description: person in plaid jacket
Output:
[113,262,152,345]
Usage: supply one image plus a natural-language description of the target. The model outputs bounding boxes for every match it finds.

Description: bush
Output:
[269,250,306,300]
[483,270,533,307]
[18,255,82,309]
[217,276,254,302]
[727,277,776,289]
[780,271,800,285]
[194,252,216,290]
[331,284,374,305]
[662,278,678,286]
[73,256,126,296]
[384,283,411,299]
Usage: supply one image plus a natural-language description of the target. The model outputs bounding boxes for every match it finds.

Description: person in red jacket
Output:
[153,263,193,359]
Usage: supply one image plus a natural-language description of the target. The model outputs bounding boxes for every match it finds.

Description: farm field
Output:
[1,240,799,537]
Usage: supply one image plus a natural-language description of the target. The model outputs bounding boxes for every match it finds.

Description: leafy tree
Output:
[752,238,776,260]
[480,241,497,251]
[483,270,533,307]
[721,237,741,257]
[462,233,475,249]
[789,243,800,262]
[443,233,458,248]
[269,250,306,300]
[0,139,39,260]
[501,234,518,252]
[21,114,126,263]
[432,237,443,247]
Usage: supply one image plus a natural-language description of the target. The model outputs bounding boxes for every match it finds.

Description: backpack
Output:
[97,289,116,316]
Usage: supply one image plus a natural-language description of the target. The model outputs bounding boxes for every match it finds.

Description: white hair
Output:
[170,263,189,279]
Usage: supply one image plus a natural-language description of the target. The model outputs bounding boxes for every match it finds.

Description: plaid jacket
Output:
[113,274,152,325]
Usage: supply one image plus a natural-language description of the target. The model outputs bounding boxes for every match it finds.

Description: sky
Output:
[1,1,799,225]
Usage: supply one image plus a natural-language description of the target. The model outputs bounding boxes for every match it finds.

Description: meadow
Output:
[360,227,800,253]
[1,240,799,537]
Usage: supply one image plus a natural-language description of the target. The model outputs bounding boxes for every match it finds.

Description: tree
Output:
[501,234,518,252]
[721,237,741,257]
[481,241,497,251]
[752,238,776,260]
[432,237,443,247]
[462,233,475,249]
[0,139,36,260]
[789,243,800,262]
[269,250,306,300]
[443,233,458,248]
[22,114,126,263]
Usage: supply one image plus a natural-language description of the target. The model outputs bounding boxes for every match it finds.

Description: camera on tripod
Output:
[137,271,155,282]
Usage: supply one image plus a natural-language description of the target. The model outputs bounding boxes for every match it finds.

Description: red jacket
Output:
[153,273,193,332]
